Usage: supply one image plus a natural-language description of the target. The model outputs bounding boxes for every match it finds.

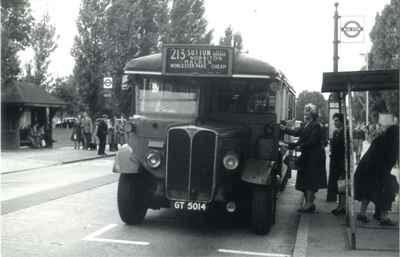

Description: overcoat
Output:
[285,120,327,192]
[328,128,346,194]
[354,125,399,211]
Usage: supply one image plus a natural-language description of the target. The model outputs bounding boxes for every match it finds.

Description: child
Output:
[70,119,82,149]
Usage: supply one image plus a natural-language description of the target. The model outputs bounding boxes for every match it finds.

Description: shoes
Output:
[331,208,346,216]
[298,204,316,213]
[356,214,370,223]
[380,218,397,226]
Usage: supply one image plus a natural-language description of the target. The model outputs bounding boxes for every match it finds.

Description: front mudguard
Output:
[112,144,140,174]
[241,159,276,186]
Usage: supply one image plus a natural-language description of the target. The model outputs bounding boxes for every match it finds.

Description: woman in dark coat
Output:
[281,103,327,212]
[329,113,348,215]
[354,124,399,225]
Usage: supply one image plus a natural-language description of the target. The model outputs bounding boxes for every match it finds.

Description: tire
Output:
[117,173,148,225]
[251,184,275,235]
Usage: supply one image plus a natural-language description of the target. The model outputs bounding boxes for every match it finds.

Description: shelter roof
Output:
[321,69,399,92]
[2,82,66,107]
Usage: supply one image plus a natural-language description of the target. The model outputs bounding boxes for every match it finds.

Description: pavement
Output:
[293,141,399,257]
[1,141,399,256]
[0,145,116,174]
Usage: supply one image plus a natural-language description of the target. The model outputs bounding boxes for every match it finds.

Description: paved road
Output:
[2,160,302,257]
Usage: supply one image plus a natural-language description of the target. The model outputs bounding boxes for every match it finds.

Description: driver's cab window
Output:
[215,80,276,113]
[136,77,199,118]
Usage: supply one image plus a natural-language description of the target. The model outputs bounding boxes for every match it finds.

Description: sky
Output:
[21,0,391,95]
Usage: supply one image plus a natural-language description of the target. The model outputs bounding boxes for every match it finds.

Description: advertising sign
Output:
[162,45,233,76]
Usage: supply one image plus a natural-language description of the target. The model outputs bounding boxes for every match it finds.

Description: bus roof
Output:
[124,52,282,80]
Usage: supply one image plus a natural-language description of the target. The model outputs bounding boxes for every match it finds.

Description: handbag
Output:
[337,179,346,193]
[294,153,304,170]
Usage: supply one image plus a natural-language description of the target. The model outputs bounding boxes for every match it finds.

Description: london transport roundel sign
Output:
[341,20,363,38]
[103,77,113,89]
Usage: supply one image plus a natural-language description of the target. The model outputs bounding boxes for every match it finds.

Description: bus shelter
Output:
[321,69,399,250]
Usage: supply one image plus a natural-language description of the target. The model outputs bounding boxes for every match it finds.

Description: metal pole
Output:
[333,3,342,113]
[333,2,340,72]
[342,92,350,227]
[366,54,369,125]
[347,85,357,250]
[327,2,342,202]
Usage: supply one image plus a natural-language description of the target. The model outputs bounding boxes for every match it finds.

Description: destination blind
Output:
[163,45,233,76]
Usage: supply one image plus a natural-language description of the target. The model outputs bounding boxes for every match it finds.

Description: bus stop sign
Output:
[341,20,363,38]
[103,77,113,89]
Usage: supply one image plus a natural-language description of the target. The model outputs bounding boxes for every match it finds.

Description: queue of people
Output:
[70,112,128,155]
[281,103,399,226]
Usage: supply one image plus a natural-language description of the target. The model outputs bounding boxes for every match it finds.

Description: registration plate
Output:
[173,201,207,211]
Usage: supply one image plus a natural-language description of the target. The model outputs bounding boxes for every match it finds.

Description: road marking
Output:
[83,224,118,239]
[83,224,150,246]
[218,249,291,257]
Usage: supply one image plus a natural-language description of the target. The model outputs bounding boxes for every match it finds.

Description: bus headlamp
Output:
[145,151,161,168]
[223,152,239,170]
[125,122,136,133]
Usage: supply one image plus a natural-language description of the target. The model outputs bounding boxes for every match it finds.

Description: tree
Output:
[72,0,110,118]
[233,32,243,52]
[51,76,82,115]
[219,25,243,51]
[31,13,58,91]
[1,0,34,88]
[219,26,233,47]
[295,91,328,124]
[103,0,169,115]
[369,0,399,116]
[21,62,35,83]
[165,0,213,44]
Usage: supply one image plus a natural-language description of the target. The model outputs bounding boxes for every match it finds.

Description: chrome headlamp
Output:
[145,151,162,169]
[124,122,136,133]
[223,151,239,170]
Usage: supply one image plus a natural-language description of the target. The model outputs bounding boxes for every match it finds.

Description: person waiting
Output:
[280,103,327,212]
[96,115,108,155]
[354,123,399,225]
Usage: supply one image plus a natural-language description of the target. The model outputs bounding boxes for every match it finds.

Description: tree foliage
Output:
[1,0,34,88]
[166,0,213,44]
[103,0,169,115]
[219,25,243,51]
[72,0,216,116]
[295,91,328,124]
[219,26,233,46]
[72,0,110,118]
[31,13,58,91]
[51,76,82,115]
[368,0,399,116]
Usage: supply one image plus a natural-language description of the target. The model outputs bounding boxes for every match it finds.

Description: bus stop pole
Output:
[347,84,356,250]
[342,91,350,227]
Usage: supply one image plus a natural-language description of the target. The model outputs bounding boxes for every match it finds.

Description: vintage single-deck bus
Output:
[113,44,296,234]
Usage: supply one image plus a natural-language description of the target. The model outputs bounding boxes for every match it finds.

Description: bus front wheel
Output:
[117,173,148,225]
[251,184,275,235]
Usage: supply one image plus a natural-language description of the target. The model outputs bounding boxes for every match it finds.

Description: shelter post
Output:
[346,84,356,250]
